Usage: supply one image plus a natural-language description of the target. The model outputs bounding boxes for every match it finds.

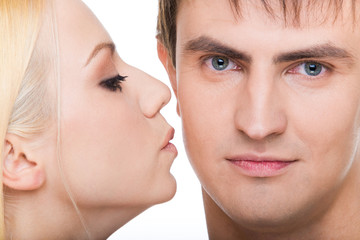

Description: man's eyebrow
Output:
[184,36,252,63]
[273,44,355,64]
[85,42,116,66]
[184,37,355,67]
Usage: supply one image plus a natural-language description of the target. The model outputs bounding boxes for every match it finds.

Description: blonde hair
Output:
[0,1,91,238]
[0,0,55,237]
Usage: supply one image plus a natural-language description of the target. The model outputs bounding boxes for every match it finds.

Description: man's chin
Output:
[203,188,316,234]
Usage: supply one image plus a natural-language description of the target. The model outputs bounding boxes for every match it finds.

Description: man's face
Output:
[172,0,360,230]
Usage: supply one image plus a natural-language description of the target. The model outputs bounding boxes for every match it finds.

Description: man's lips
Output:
[227,155,297,177]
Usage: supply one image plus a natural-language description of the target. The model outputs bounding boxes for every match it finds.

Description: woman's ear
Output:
[157,40,180,116]
[3,134,45,191]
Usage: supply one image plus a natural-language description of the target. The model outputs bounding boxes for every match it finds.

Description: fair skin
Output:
[159,0,360,239]
[3,0,177,239]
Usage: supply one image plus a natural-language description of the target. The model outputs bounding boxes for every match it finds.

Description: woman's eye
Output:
[204,56,237,71]
[289,62,327,77]
[100,74,127,92]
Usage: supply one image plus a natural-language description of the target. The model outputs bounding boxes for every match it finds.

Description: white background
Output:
[82,1,208,239]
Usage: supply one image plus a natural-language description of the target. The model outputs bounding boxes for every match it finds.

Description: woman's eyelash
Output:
[100,74,127,92]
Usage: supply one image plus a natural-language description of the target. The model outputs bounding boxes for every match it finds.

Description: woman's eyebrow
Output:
[84,42,116,66]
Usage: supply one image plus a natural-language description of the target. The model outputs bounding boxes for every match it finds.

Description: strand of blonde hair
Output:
[0,0,44,238]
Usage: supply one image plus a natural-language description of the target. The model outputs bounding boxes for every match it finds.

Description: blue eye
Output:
[205,56,237,72]
[212,56,229,71]
[100,74,127,92]
[304,62,322,76]
[288,61,327,78]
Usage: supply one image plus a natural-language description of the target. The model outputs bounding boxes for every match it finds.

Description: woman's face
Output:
[52,0,177,209]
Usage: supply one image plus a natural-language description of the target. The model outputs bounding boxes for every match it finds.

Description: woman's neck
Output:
[5,189,88,239]
[5,189,147,240]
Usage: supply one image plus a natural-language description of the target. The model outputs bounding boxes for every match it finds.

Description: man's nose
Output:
[234,72,287,141]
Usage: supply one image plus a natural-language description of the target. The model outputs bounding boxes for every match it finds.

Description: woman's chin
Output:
[159,175,177,203]
[148,175,177,205]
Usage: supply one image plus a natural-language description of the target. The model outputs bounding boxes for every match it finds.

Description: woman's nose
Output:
[138,71,171,118]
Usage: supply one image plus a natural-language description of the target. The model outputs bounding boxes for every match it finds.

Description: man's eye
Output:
[100,74,127,92]
[205,56,237,71]
[303,62,323,76]
[289,62,327,77]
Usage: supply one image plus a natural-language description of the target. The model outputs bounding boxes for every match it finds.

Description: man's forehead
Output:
[179,0,358,28]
